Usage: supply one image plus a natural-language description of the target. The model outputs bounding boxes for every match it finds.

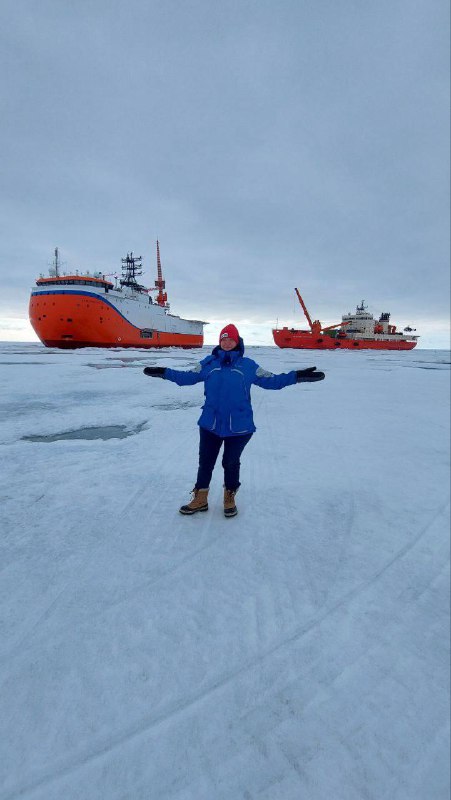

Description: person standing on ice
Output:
[143,323,325,517]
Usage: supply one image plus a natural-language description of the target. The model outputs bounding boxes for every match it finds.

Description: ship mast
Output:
[120,252,145,291]
[53,247,60,277]
[154,240,168,307]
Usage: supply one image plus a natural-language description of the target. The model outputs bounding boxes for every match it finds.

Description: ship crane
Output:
[148,240,169,308]
[295,288,351,334]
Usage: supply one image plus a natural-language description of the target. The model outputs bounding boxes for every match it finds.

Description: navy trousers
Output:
[195,427,253,491]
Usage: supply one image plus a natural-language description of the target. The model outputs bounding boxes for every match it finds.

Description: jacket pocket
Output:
[230,407,253,434]
[198,405,217,431]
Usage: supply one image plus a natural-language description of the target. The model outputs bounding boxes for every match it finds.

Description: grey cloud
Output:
[0,0,449,341]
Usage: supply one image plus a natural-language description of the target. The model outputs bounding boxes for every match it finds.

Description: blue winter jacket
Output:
[164,338,297,436]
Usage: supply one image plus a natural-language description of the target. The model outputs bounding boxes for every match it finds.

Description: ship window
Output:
[36,278,111,289]
[335,342,341,346]
[353,342,359,346]
[67,318,72,322]
[140,329,153,339]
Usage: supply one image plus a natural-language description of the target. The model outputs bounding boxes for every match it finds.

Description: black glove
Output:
[296,367,325,382]
[143,367,166,378]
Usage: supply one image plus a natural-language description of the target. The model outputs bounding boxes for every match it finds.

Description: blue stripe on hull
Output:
[31,289,155,332]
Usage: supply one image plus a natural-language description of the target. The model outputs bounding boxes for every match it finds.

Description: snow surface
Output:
[0,343,449,800]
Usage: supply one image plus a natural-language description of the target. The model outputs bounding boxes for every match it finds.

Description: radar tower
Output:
[120,252,145,291]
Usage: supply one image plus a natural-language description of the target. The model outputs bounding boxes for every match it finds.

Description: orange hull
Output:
[29,292,203,349]
[273,329,417,350]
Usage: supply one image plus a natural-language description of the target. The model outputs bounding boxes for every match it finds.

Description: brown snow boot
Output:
[179,488,209,515]
[223,488,238,518]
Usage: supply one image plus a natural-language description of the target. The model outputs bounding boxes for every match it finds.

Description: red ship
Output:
[29,243,206,349]
[273,289,418,350]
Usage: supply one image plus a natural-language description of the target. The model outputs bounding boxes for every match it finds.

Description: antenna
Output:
[49,247,65,277]
[54,247,60,277]
[120,252,145,290]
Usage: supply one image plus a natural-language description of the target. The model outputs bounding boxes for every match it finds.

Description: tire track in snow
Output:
[88,501,229,620]
[0,425,197,663]
[252,393,355,614]
[1,432,235,665]
[5,496,447,800]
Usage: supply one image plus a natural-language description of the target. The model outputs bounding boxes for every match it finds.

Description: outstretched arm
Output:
[143,363,205,386]
[253,365,298,390]
[253,365,325,390]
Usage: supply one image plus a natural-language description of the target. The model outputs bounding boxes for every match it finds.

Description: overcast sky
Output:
[1,0,449,346]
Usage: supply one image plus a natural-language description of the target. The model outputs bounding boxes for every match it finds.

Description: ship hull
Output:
[272,329,417,350]
[29,290,204,349]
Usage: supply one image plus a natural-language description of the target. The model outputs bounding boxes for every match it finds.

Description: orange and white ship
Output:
[273,289,419,350]
[29,243,206,349]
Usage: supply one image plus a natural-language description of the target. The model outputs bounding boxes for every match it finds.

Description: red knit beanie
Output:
[219,323,239,344]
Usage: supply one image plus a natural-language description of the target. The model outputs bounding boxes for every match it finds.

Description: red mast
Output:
[154,240,168,307]
[294,288,350,334]
[295,288,314,330]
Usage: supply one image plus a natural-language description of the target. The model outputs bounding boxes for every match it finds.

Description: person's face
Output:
[220,337,237,351]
